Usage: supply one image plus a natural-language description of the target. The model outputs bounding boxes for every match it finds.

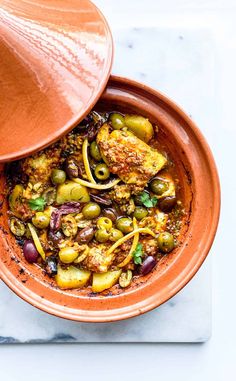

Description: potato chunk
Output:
[55,265,91,289]
[85,245,114,273]
[56,181,90,204]
[22,152,61,184]
[92,270,122,293]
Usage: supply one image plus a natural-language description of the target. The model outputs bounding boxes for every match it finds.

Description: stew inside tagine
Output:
[6,111,184,293]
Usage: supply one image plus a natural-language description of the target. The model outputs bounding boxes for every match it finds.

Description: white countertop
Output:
[0,0,235,379]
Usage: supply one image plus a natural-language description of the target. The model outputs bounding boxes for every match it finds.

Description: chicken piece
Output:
[109,185,135,214]
[10,199,34,221]
[139,210,168,234]
[112,240,132,266]
[8,184,34,220]
[85,245,114,273]
[110,184,131,204]
[96,124,167,190]
[141,238,159,256]
[21,149,61,185]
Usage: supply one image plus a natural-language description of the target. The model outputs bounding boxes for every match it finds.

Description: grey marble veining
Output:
[0,27,215,343]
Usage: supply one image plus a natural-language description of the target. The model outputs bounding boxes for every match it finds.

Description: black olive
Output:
[87,125,98,142]
[42,187,56,205]
[158,196,177,212]
[61,149,72,159]
[47,230,63,248]
[80,114,94,126]
[65,157,80,179]
[45,256,58,277]
[90,193,112,206]
[102,208,118,222]
[76,226,95,244]
[16,237,25,247]
[140,256,157,275]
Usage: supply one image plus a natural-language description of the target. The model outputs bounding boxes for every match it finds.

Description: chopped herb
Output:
[28,197,46,211]
[151,196,158,206]
[133,242,144,265]
[140,192,158,208]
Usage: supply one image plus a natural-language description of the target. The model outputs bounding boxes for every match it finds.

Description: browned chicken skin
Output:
[96,124,167,191]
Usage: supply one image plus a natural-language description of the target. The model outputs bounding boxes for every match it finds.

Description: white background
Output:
[0,0,235,379]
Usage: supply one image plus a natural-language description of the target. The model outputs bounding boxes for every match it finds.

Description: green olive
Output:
[10,218,25,236]
[119,270,133,288]
[109,228,124,242]
[102,208,117,222]
[157,232,175,253]
[150,179,169,195]
[76,226,95,244]
[42,187,56,205]
[65,157,79,179]
[97,217,113,231]
[82,202,101,220]
[124,115,154,142]
[56,181,90,204]
[32,212,50,229]
[90,141,102,161]
[94,163,110,180]
[109,112,125,130]
[133,206,148,220]
[61,215,78,237]
[59,247,79,264]
[95,228,110,243]
[73,245,89,264]
[51,169,66,185]
[116,217,133,234]
[9,184,24,213]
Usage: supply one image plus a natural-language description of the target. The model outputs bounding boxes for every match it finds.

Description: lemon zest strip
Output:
[82,138,96,184]
[118,218,140,268]
[73,177,120,190]
[27,223,46,260]
[107,226,155,257]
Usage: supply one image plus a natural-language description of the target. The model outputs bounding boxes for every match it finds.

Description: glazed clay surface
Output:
[0,0,113,162]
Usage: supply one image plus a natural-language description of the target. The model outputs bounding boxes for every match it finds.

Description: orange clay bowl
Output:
[0,76,220,322]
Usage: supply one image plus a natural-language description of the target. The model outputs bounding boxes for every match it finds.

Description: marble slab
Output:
[0,27,215,343]
[0,259,211,343]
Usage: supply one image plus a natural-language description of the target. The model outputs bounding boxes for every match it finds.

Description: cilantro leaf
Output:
[135,256,142,265]
[140,192,158,208]
[28,197,46,211]
[133,243,144,265]
[151,196,158,207]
